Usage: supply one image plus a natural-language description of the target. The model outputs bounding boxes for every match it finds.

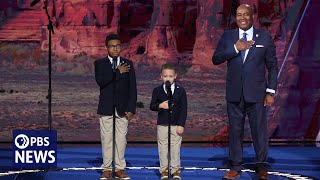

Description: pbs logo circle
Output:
[15,134,29,149]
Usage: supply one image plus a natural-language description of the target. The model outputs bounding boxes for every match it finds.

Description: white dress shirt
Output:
[234,26,253,62]
[107,55,120,66]
[163,83,175,95]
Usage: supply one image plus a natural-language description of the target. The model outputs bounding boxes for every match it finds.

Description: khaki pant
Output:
[100,110,128,171]
[157,125,182,173]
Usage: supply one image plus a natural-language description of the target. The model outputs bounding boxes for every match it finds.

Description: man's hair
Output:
[105,33,120,46]
[161,63,176,73]
[237,4,253,15]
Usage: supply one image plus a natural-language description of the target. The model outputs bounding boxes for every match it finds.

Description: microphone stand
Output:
[38,2,64,177]
[108,59,118,180]
[43,0,54,130]
[164,84,174,180]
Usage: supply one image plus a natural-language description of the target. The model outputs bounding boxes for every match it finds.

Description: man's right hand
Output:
[235,39,255,51]
[118,63,130,74]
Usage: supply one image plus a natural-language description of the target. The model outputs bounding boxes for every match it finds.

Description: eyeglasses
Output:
[107,44,121,50]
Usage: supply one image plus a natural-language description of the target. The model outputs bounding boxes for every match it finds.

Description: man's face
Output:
[161,69,176,85]
[106,39,121,57]
[236,5,253,31]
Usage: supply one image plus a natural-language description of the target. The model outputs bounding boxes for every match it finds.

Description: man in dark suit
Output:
[212,4,278,180]
[94,33,137,180]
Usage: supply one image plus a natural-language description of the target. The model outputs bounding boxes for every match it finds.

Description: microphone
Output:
[165,81,171,90]
[165,81,173,109]
[165,81,173,97]
[30,0,41,7]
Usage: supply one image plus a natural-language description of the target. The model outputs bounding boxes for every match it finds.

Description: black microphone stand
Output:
[30,1,64,177]
[164,82,175,180]
[43,0,54,130]
[108,58,118,180]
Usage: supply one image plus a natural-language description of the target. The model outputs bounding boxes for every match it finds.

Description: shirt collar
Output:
[107,55,120,64]
[239,26,253,37]
[163,83,175,94]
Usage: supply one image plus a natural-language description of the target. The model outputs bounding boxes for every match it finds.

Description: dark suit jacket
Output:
[212,28,278,102]
[94,57,137,116]
[150,84,187,127]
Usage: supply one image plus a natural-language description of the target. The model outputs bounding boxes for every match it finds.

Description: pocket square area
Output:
[256,45,264,47]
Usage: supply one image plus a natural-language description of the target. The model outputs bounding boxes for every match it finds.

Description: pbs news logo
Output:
[13,130,57,168]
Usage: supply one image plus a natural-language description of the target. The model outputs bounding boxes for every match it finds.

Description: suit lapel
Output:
[233,29,243,64]
[244,28,258,65]
[104,56,113,69]
[173,84,180,100]
[233,29,239,44]
[160,85,167,97]
[119,57,126,65]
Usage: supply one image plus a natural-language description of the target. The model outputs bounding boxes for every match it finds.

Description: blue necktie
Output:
[112,58,117,72]
[241,32,247,63]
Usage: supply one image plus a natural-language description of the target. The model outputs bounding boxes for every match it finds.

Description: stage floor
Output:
[0,146,319,180]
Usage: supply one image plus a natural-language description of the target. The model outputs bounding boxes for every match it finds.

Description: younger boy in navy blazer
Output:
[150,63,187,180]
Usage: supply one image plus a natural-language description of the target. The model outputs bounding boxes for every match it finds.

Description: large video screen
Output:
[1,0,318,142]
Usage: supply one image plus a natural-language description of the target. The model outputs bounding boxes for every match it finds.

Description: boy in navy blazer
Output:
[150,63,187,180]
[95,33,137,180]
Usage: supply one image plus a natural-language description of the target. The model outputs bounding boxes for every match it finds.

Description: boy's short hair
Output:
[105,33,121,46]
[161,63,176,73]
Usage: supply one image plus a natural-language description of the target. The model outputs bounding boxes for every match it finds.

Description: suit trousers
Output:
[157,125,182,174]
[100,109,128,171]
[227,97,268,172]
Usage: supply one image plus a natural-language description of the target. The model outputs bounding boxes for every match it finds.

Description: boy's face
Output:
[161,69,177,85]
[106,39,121,58]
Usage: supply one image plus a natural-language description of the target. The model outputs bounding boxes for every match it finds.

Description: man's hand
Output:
[264,94,274,107]
[235,39,255,51]
[159,100,169,109]
[118,63,130,74]
[125,112,134,118]
[176,126,184,135]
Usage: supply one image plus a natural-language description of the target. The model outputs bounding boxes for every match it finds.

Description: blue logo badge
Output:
[13,130,57,168]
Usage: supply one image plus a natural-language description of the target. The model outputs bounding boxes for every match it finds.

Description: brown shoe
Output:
[257,170,269,180]
[100,170,112,179]
[115,170,130,179]
[161,169,168,179]
[222,170,240,179]
[172,171,181,179]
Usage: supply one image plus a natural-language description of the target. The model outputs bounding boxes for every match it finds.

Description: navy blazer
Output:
[94,57,137,116]
[212,28,278,102]
[150,84,187,127]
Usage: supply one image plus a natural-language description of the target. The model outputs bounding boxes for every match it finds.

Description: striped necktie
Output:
[241,32,247,63]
